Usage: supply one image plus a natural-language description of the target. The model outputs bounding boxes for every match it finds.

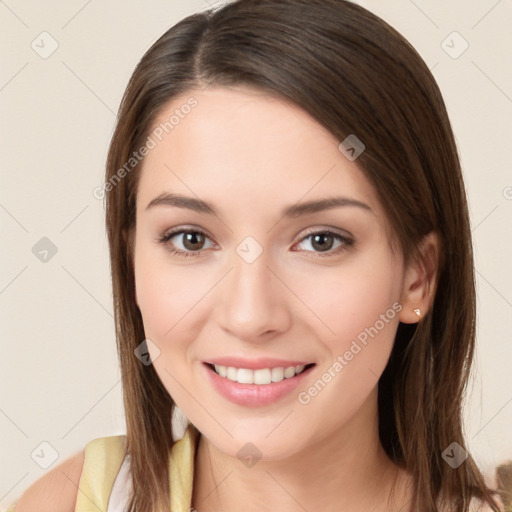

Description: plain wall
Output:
[1,0,511,508]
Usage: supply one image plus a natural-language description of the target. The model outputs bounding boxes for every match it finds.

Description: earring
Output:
[413,308,421,317]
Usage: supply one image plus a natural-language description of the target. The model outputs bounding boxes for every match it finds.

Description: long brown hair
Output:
[104,1,501,510]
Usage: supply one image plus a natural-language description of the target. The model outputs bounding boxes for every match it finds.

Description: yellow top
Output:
[4,424,199,512]
[4,425,506,512]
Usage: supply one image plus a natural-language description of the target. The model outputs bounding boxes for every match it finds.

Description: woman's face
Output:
[133,85,410,460]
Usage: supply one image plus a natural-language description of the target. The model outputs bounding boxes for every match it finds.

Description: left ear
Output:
[399,231,440,324]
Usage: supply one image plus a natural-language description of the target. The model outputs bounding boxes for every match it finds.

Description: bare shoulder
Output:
[14,449,85,512]
[468,495,505,512]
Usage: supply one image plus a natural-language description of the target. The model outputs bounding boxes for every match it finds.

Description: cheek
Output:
[135,261,193,337]
[133,240,213,365]
[133,245,203,406]
[296,246,401,339]
[291,248,402,426]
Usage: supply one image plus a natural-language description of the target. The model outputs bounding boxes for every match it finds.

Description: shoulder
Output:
[468,495,505,512]
[9,434,128,512]
[13,449,85,512]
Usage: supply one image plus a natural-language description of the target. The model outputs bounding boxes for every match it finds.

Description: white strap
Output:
[107,453,132,512]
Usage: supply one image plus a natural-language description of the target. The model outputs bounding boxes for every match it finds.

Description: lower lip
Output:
[203,363,315,407]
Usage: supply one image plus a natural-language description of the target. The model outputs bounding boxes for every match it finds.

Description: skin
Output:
[133,85,438,512]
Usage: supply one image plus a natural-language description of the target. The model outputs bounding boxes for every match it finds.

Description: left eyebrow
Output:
[145,192,372,217]
[282,196,372,217]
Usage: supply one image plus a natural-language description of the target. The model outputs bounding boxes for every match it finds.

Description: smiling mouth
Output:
[206,363,316,385]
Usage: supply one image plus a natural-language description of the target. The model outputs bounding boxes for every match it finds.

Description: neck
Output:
[191,389,414,512]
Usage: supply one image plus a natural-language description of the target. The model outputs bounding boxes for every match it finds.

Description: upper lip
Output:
[204,357,314,370]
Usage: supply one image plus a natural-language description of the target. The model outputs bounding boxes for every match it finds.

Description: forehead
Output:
[136,85,384,221]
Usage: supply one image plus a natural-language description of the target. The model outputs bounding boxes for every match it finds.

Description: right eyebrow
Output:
[145,193,217,215]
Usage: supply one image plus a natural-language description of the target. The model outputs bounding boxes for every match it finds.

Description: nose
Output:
[215,249,292,343]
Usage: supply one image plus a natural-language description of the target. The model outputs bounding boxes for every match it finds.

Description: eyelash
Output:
[157,227,354,259]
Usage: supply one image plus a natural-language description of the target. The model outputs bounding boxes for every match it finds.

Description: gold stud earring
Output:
[413,308,421,317]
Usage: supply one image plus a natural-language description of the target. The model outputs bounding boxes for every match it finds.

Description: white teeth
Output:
[271,367,284,382]
[254,368,272,385]
[237,368,253,384]
[212,364,308,384]
[284,366,295,378]
[227,366,238,381]
[214,364,227,377]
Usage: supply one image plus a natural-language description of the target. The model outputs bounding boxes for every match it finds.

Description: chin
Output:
[194,416,315,461]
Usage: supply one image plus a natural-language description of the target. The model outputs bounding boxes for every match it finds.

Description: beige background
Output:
[1,0,511,508]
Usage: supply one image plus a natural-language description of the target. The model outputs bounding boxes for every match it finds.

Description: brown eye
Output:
[310,233,335,252]
[181,231,207,251]
[158,228,215,257]
[294,230,354,257]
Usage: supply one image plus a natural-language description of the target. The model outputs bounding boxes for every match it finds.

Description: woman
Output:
[9,0,504,511]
